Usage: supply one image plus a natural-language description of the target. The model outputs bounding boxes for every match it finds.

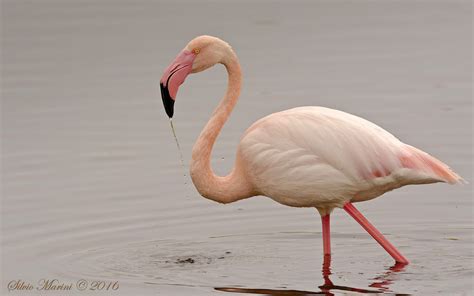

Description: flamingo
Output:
[159,35,463,265]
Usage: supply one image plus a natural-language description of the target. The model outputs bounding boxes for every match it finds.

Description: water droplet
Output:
[169,119,191,197]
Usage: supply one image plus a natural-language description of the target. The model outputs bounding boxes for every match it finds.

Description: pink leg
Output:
[321,214,331,255]
[343,202,409,264]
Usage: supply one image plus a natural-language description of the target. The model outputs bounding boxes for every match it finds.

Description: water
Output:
[2,1,472,295]
[169,118,188,184]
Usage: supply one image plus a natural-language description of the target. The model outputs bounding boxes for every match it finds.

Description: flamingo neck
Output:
[190,52,255,204]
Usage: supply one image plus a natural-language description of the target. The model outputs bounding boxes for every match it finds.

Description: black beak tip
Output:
[160,82,175,118]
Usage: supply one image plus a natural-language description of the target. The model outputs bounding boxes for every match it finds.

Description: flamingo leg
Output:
[321,214,331,256]
[343,202,409,264]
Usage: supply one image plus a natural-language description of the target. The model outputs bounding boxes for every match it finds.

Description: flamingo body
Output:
[238,106,461,213]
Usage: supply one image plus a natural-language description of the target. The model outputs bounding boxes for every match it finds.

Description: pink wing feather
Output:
[400,145,463,184]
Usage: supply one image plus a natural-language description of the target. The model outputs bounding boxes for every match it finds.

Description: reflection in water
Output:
[216,255,409,295]
[369,261,408,293]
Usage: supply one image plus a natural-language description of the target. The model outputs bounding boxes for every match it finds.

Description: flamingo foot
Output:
[343,202,409,265]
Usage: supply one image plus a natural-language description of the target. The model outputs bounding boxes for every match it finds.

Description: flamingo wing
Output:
[238,106,462,208]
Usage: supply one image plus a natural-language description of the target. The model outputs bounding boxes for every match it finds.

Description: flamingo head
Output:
[160,35,232,118]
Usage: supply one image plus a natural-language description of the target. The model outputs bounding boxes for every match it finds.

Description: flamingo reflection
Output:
[215,255,408,295]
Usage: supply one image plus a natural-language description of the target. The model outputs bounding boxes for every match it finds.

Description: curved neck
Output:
[190,52,255,203]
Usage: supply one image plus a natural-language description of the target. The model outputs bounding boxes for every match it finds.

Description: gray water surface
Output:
[2,1,472,295]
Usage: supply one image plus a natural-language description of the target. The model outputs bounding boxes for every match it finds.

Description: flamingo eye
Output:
[192,48,200,54]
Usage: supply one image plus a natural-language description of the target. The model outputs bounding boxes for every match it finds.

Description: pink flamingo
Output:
[160,36,462,265]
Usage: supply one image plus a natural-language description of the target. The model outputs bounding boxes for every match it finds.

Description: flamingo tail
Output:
[401,145,465,184]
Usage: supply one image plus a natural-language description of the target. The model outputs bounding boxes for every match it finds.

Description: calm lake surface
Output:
[2,1,472,295]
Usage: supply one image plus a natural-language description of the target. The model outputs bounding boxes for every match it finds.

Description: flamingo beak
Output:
[160,49,196,118]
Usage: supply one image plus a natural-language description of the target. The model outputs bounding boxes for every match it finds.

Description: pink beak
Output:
[160,50,196,118]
